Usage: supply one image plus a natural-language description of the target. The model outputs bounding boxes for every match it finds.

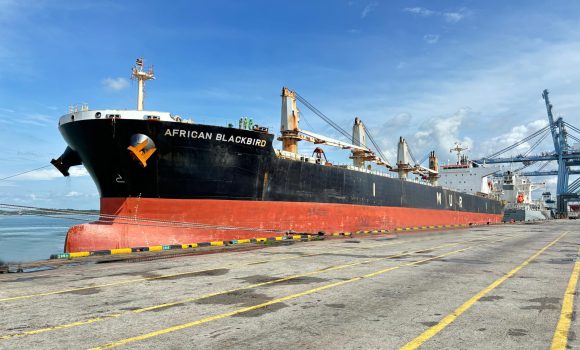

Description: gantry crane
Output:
[474,89,580,216]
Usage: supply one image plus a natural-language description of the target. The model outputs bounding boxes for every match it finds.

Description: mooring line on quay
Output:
[0,230,494,302]
[400,231,569,350]
[0,233,520,342]
[550,246,580,350]
[88,233,522,350]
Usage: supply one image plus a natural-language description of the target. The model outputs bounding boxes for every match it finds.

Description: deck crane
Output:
[279,87,392,168]
[474,89,580,216]
[279,87,440,182]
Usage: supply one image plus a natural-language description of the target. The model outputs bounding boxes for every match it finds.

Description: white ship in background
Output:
[439,144,498,198]
[439,143,551,221]
[497,171,551,221]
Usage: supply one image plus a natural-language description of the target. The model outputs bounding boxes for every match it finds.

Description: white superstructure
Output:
[497,171,545,205]
[439,163,497,195]
[439,144,498,196]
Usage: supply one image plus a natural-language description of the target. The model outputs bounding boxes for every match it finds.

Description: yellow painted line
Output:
[3,230,452,303]
[110,248,132,255]
[0,267,242,303]
[1,234,514,341]
[275,237,284,241]
[396,228,403,231]
[550,247,580,350]
[91,234,521,350]
[237,239,251,244]
[0,314,123,340]
[400,231,568,350]
[90,246,477,349]
[0,241,464,341]
[209,241,224,246]
[148,246,163,251]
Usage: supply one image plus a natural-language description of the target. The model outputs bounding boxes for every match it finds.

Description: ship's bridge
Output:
[58,109,185,126]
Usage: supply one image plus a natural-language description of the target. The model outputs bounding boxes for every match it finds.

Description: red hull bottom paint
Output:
[64,198,503,252]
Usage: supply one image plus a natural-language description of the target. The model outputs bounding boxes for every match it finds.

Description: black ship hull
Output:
[57,119,503,252]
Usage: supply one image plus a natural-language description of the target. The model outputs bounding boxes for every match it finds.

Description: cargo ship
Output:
[52,59,504,252]
[498,171,551,222]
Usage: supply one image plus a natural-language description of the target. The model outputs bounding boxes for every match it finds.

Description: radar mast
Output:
[450,142,468,164]
[131,58,155,111]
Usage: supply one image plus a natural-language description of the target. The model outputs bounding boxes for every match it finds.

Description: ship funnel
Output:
[428,151,438,173]
[51,147,82,177]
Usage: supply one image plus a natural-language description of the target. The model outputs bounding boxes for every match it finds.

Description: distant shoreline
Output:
[0,209,99,216]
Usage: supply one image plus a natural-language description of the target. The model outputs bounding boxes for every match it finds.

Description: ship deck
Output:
[0,221,578,349]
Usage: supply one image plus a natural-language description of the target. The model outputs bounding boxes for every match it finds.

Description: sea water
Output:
[0,215,81,263]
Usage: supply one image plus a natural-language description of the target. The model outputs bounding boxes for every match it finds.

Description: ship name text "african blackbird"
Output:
[164,128,267,147]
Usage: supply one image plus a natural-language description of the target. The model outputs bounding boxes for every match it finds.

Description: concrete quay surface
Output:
[0,221,578,349]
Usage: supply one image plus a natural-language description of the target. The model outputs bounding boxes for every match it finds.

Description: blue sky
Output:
[1,0,579,209]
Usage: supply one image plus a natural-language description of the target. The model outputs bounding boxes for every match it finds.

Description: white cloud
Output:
[423,34,440,44]
[361,2,378,18]
[64,191,82,197]
[443,12,465,23]
[102,77,130,91]
[390,113,412,127]
[403,7,435,17]
[413,108,474,157]
[16,113,54,127]
[403,7,468,23]
[481,119,550,158]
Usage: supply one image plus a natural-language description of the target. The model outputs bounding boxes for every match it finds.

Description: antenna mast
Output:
[450,142,468,164]
[132,58,155,111]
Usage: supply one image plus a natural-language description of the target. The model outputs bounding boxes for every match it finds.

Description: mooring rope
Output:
[0,165,52,182]
[0,203,290,234]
